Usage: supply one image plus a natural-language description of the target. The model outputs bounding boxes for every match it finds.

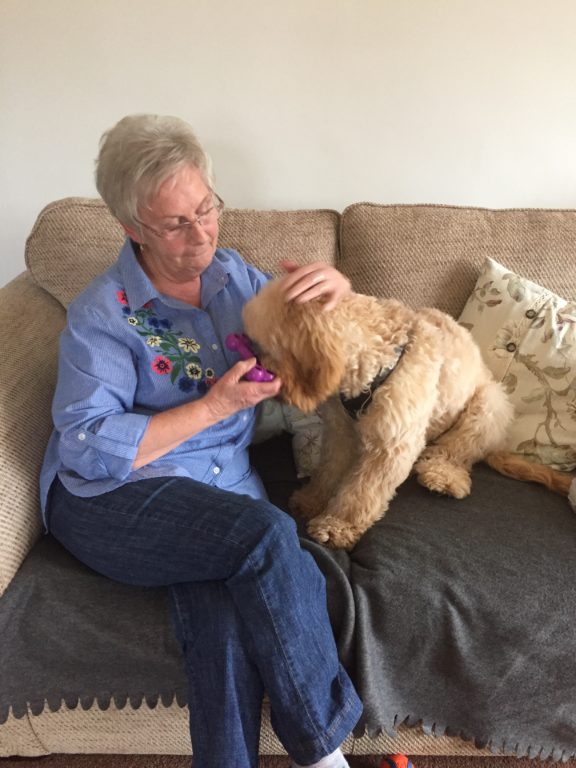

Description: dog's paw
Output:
[306,515,363,550]
[415,458,471,499]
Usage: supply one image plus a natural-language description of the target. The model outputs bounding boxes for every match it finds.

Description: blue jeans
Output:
[47,476,362,768]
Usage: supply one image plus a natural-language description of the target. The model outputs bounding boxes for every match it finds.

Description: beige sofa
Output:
[1,197,576,759]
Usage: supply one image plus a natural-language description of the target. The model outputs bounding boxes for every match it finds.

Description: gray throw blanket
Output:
[1,436,575,761]
[303,463,576,761]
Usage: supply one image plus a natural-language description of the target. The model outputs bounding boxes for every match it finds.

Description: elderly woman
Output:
[40,115,362,768]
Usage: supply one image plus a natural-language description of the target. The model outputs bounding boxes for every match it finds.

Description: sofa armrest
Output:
[0,273,66,596]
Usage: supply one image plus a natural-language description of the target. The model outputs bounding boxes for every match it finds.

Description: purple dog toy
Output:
[225,333,276,382]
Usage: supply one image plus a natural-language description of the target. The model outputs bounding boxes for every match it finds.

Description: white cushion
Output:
[253,401,322,478]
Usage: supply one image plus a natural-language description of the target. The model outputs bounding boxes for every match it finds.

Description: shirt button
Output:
[525,309,537,319]
[213,466,221,475]
[211,343,219,350]
[78,432,86,441]
[506,342,517,353]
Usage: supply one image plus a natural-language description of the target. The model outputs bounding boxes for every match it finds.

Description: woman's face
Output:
[126,164,220,284]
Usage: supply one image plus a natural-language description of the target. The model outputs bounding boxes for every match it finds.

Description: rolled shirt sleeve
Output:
[53,303,150,482]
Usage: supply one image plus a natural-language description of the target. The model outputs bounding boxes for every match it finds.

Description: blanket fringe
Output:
[353,712,576,763]
[2,699,575,762]
[0,688,187,725]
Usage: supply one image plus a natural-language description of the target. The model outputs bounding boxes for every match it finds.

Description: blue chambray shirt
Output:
[40,239,271,526]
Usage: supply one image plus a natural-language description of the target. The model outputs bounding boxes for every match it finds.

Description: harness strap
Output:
[339,345,406,420]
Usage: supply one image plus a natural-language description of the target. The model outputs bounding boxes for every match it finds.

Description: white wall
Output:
[2,0,576,287]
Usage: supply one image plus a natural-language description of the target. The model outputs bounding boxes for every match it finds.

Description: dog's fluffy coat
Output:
[243,281,515,549]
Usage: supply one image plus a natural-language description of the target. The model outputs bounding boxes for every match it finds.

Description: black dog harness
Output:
[340,345,406,420]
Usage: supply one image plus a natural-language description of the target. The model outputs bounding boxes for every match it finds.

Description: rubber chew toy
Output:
[380,756,414,768]
[225,333,276,382]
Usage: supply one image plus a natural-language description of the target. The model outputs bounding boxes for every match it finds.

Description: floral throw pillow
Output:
[459,257,576,470]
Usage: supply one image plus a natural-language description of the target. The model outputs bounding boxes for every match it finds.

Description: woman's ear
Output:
[121,222,142,243]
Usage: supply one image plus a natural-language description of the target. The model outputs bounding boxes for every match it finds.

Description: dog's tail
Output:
[485,451,575,495]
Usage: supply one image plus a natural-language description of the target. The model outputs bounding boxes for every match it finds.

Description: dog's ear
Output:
[276,308,346,412]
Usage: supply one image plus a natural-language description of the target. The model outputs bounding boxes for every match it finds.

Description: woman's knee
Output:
[249,499,299,545]
[228,499,303,576]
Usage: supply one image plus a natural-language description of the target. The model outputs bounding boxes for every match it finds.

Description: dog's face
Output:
[242,280,346,412]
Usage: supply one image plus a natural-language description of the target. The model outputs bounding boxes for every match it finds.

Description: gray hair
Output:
[95,114,214,228]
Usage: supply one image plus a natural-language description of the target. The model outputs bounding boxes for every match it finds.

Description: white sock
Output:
[291,746,349,768]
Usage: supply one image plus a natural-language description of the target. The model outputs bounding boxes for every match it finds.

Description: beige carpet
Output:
[1,756,576,767]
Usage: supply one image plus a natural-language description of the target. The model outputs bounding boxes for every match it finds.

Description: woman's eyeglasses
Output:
[136,193,224,240]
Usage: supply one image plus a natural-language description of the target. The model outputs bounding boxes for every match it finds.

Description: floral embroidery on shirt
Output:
[152,356,172,375]
[116,290,219,391]
[185,362,202,379]
[179,337,201,353]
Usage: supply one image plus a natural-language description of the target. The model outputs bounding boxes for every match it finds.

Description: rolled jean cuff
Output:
[282,687,363,765]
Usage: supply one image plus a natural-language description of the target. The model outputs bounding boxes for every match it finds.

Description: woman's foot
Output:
[291,746,349,768]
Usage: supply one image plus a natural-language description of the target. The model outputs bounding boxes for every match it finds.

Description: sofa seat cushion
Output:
[340,204,576,317]
[1,435,575,761]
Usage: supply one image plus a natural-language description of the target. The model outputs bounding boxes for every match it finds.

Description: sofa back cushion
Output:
[25,197,340,308]
[340,203,576,316]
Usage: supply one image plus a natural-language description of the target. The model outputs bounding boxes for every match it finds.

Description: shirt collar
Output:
[116,239,230,311]
[117,239,158,311]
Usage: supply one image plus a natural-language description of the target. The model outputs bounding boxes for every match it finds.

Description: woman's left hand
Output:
[278,260,352,312]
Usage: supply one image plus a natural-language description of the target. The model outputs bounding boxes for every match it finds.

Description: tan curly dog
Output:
[243,280,514,550]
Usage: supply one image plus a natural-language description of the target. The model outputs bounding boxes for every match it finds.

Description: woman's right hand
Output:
[133,358,281,470]
[204,358,282,423]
